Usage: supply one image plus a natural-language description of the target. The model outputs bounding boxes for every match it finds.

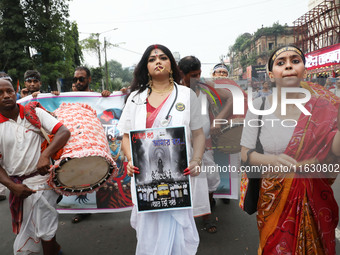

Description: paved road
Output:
[1,177,339,255]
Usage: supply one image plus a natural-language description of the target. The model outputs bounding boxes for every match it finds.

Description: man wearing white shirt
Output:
[0,79,70,255]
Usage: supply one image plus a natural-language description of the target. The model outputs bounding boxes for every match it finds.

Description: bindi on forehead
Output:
[153,50,160,54]
[149,52,166,58]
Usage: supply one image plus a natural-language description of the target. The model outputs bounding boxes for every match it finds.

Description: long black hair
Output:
[130,44,181,94]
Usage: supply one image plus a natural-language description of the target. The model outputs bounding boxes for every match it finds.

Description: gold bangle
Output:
[190,158,202,166]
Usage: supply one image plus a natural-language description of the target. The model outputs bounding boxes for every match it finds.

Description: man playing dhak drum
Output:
[0,78,70,255]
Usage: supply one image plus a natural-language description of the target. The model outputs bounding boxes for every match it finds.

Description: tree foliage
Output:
[253,22,289,40]
[231,33,252,53]
[107,60,133,91]
[67,22,83,68]
[81,34,101,61]
[229,22,292,71]
[0,0,32,81]
[88,60,133,92]
[0,0,82,91]
[89,67,104,92]
[81,36,133,92]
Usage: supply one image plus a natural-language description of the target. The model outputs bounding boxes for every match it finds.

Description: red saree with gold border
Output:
[257,95,339,255]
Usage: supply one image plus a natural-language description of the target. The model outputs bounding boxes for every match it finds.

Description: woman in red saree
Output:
[240,45,340,254]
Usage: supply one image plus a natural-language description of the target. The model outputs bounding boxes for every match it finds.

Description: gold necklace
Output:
[150,84,174,95]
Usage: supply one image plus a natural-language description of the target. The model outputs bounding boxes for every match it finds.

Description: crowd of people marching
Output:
[0,44,339,255]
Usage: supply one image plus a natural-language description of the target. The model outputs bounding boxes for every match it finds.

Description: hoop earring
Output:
[148,73,153,87]
[169,70,174,85]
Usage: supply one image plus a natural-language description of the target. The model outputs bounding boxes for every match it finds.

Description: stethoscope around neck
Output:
[131,83,178,127]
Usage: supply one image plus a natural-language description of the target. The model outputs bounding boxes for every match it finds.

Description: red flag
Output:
[16,79,20,93]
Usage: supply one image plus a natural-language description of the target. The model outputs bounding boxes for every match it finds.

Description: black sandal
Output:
[203,217,217,234]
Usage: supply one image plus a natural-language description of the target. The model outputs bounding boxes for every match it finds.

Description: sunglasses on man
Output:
[72,77,87,83]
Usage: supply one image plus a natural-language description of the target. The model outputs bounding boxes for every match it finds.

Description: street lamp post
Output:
[104,38,109,91]
[95,33,104,91]
[94,28,118,91]
[103,39,126,91]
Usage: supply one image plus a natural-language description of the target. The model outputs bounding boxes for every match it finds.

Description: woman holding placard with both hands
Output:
[118,44,206,255]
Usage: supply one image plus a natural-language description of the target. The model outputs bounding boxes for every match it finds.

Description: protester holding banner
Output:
[240,45,340,254]
[20,70,60,99]
[0,78,70,255]
[20,70,41,98]
[118,44,205,254]
[178,55,220,233]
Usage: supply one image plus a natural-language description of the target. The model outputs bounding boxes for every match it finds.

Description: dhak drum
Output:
[212,118,244,154]
[48,103,118,195]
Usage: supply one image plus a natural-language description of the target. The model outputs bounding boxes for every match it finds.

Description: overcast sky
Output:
[68,0,309,77]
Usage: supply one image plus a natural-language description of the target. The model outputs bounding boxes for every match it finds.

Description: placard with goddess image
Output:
[129,126,192,213]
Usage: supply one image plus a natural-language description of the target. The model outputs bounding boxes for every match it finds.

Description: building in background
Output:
[294,0,340,80]
[228,23,295,87]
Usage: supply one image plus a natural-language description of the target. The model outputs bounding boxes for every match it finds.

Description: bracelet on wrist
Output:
[190,157,202,166]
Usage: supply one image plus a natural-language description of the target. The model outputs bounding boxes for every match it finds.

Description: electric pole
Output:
[104,37,109,91]
[96,33,105,91]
